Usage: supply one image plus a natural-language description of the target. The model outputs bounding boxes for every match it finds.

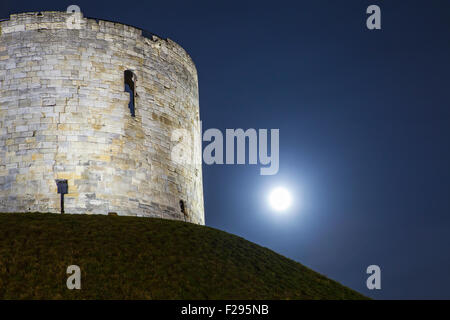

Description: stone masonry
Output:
[0,11,204,224]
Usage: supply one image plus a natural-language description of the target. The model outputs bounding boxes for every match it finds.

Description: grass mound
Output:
[0,212,366,299]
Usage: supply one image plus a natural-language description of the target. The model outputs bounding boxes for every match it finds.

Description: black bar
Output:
[0,300,449,318]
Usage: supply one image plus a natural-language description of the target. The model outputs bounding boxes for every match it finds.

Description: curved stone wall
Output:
[0,11,204,224]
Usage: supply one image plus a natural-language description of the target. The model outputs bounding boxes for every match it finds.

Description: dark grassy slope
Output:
[0,212,366,299]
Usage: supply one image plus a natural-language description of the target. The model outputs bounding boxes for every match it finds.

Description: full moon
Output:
[269,187,292,211]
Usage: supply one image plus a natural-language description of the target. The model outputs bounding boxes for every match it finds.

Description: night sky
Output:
[2,0,450,299]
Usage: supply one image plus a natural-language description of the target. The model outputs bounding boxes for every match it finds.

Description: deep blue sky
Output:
[2,0,450,299]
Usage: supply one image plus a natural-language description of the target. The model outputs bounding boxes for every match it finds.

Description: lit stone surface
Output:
[0,11,204,224]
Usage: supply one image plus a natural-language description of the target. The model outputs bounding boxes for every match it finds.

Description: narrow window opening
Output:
[180,200,186,215]
[124,70,136,117]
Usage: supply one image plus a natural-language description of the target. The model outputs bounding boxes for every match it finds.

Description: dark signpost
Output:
[55,179,68,214]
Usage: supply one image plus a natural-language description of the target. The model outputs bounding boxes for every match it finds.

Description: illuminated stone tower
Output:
[0,11,204,224]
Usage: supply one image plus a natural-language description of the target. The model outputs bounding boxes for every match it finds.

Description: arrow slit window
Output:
[124,70,136,117]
